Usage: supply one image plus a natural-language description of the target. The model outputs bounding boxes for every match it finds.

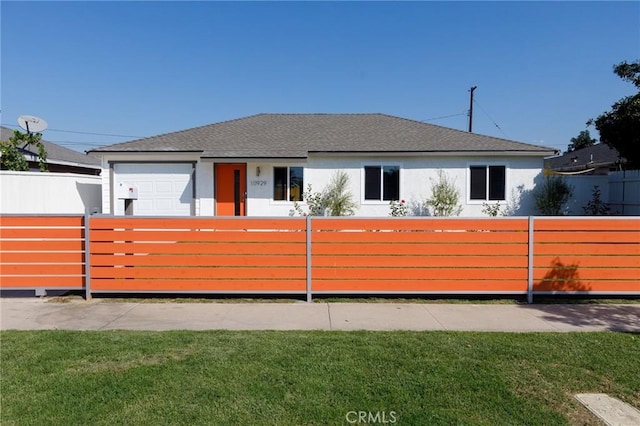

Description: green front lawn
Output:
[1,331,638,425]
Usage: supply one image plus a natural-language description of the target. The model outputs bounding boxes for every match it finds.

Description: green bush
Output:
[294,171,357,216]
[534,174,573,215]
[425,170,462,216]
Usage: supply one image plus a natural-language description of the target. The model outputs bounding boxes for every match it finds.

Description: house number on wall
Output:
[250,180,268,186]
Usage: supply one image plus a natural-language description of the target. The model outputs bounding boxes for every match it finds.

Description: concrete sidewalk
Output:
[1,298,638,332]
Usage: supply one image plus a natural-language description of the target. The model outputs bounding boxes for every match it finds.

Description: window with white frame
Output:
[469,165,506,201]
[273,166,303,201]
[364,165,400,201]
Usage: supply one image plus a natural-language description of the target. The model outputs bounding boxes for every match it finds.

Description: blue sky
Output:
[1,1,638,154]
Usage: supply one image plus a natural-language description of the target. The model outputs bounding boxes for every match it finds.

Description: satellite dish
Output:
[17,115,48,133]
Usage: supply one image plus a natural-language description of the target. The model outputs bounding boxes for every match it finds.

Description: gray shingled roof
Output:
[1,126,100,168]
[545,143,624,172]
[90,113,556,158]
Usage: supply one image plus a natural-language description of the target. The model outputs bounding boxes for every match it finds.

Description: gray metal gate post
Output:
[527,216,534,304]
[306,215,312,303]
[84,212,92,300]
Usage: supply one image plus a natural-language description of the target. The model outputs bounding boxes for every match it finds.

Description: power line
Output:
[47,140,108,146]
[1,123,143,138]
[472,99,508,138]
[421,112,467,122]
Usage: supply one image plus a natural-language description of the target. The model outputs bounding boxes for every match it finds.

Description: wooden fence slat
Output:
[313,267,527,280]
[90,266,306,280]
[533,268,639,281]
[534,255,640,268]
[312,218,529,232]
[312,243,529,256]
[89,242,307,255]
[0,276,84,288]
[90,229,306,243]
[1,264,84,275]
[1,252,85,263]
[534,243,640,256]
[90,217,307,231]
[534,281,640,292]
[312,280,527,292]
[0,228,84,239]
[1,240,84,251]
[534,219,640,232]
[534,231,640,244]
[312,231,528,244]
[90,279,306,292]
[312,255,528,268]
[0,216,83,227]
[90,254,306,267]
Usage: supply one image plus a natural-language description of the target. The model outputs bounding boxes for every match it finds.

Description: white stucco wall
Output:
[298,155,544,217]
[0,171,102,214]
[100,153,545,217]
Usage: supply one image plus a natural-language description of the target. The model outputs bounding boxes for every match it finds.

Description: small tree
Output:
[534,174,573,215]
[583,185,610,215]
[293,171,357,216]
[0,130,48,171]
[425,170,462,216]
[323,170,357,216]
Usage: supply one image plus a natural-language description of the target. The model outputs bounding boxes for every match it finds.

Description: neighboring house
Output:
[89,113,557,217]
[545,143,624,175]
[0,126,101,175]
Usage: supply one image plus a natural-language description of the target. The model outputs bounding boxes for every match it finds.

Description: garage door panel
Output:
[113,163,193,216]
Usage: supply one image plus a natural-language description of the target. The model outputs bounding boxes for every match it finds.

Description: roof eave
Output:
[308,150,557,157]
[89,150,204,154]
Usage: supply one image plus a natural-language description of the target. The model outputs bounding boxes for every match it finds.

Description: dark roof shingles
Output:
[90,113,556,157]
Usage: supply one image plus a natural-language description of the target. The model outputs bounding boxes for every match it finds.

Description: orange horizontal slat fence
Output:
[311,218,530,293]
[0,215,85,290]
[88,217,307,293]
[533,218,640,293]
[2,215,638,298]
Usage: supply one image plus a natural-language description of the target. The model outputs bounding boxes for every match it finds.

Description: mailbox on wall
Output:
[117,182,138,200]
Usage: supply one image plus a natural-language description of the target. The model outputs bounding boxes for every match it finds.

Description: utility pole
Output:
[468,86,477,132]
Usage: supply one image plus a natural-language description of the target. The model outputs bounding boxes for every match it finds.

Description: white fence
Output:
[608,170,640,215]
[0,171,102,214]
[563,175,610,215]
[564,170,640,215]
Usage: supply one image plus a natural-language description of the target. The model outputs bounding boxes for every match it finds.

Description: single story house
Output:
[0,126,101,175]
[89,113,557,217]
[545,143,625,176]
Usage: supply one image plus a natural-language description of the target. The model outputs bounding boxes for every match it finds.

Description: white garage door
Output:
[113,163,193,216]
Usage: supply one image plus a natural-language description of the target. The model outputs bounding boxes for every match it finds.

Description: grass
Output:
[1,331,638,425]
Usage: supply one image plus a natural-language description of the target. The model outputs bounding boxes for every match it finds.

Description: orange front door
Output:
[215,164,247,216]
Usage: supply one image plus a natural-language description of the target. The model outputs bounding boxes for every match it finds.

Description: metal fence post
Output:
[306,215,312,303]
[84,213,92,300]
[527,216,534,304]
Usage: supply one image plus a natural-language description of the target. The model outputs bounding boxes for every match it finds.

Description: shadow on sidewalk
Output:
[518,304,640,332]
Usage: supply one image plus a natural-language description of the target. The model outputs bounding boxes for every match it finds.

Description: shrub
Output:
[482,202,506,217]
[534,174,573,215]
[425,170,462,216]
[583,185,610,215]
[293,171,357,216]
[389,199,408,217]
